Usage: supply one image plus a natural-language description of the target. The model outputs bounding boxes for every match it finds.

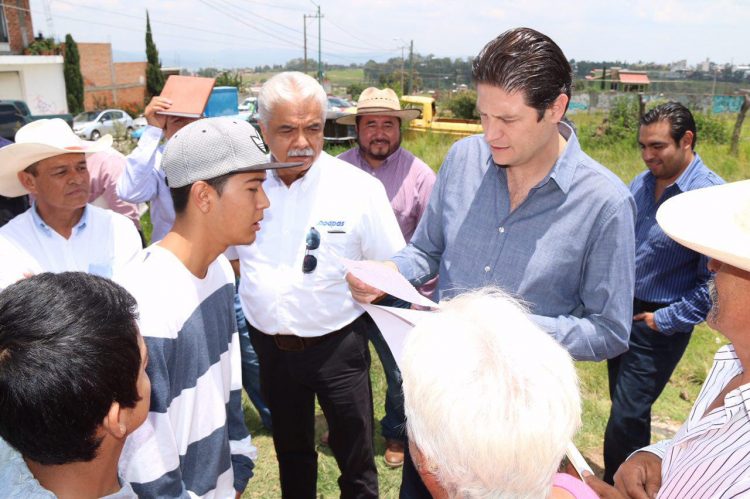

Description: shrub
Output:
[444,91,478,120]
[694,113,729,144]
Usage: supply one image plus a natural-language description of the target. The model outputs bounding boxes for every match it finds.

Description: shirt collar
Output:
[546,122,577,194]
[674,153,703,192]
[713,344,750,423]
[30,202,89,237]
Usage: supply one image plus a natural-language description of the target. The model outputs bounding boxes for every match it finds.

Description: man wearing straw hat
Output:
[585,180,750,498]
[0,119,141,290]
[336,87,436,468]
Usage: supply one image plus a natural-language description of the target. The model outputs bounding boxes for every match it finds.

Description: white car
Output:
[238,97,257,113]
[73,109,134,140]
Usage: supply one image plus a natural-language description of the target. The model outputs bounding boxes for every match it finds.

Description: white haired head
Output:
[402,288,581,499]
[258,71,327,127]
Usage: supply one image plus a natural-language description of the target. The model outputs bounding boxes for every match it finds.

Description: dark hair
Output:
[170,173,234,214]
[24,161,40,175]
[640,101,697,150]
[472,27,572,120]
[0,272,141,465]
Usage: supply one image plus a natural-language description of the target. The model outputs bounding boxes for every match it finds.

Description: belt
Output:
[273,325,349,352]
[633,297,669,314]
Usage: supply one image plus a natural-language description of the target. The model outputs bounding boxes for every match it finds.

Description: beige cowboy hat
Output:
[657,180,750,273]
[0,118,112,197]
[336,87,421,126]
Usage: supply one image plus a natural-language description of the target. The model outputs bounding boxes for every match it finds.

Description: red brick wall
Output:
[115,62,146,85]
[4,0,34,54]
[78,43,146,112]
[79,43,114,87]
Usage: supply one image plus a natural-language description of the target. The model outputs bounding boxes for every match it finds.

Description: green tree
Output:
[445,91,479,119]
[215,71,242,89]
[145,11,165,99]
[63,34,84,114]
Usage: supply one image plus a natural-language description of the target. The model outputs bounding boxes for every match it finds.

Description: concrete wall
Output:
[0,55,68,114]
[1,0,33,55]
[569,91,744,114]
[79,43,146,112]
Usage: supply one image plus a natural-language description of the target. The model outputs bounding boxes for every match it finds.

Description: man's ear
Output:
[547,93,569,123]
[17,171,36,195]
[680,130,695,151]
[259,121,269,145]
[190,181,213,214]
[102,401,127,440]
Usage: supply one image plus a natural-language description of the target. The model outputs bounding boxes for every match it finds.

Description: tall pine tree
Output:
[63,34,84,114]
[145,11,165,99]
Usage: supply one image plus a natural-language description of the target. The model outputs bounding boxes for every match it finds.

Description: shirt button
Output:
[484,266,491,272]
[498,226,505,233]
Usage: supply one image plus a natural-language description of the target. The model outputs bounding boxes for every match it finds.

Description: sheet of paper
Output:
[565,441,593,477]
[341,258,438,309]
[361,304,433,368]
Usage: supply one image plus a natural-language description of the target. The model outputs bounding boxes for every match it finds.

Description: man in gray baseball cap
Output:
[115,117,300,498]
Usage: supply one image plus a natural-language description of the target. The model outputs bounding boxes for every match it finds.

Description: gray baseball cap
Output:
[162,117,301,188]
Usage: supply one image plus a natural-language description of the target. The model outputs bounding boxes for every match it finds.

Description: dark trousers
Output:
[249,318,378,499]
[364,296,409,442]
[603,304,692,484]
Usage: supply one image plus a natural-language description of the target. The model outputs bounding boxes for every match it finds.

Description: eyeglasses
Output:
[303,227,320,274]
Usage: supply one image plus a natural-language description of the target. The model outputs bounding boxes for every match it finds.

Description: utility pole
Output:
[303,15,308,73]
[317,5,323,82]
[399,45,405,93]
[408,40,414,94]
[308,5,323,82]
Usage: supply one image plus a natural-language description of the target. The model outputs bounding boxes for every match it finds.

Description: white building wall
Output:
[0,55,68,114]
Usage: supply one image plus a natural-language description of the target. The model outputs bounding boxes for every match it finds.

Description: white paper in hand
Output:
[341,258,438,309]
[361,304,432,368]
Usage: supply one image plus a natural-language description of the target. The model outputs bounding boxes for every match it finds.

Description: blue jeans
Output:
[366,297,408,441]
[603,318,691,483]
[235,290,272,430]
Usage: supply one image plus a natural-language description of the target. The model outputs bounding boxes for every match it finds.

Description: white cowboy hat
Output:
[0,118,112,197]
[335,87,421,126]
[657,180,750,273]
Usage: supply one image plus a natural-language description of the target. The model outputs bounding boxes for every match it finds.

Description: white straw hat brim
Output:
[656,180,750,273]
[0,134,112,197]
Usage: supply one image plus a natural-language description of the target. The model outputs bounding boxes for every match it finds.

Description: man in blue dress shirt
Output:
[347,27,637,498]
[603,102,724,483]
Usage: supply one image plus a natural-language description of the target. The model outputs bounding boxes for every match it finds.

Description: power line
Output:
[50,0,300,49]
[197,0,303,49]
[2,1,401,65]
[324,17,393,52]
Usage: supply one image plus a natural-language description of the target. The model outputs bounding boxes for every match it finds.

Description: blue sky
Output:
[28,0,750,69]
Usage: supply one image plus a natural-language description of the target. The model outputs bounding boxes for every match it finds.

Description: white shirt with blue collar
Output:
[0,203,141,290]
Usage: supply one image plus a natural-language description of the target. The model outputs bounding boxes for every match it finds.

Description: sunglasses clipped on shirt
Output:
[303,227,320,274]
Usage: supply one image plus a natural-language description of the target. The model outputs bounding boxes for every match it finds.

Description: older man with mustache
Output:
[230,72,404,498]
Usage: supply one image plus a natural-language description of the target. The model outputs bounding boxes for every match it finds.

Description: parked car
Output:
[73,109,134,140]
[327,96,356,113]
[0,100,74,140]
[238,96,257,113]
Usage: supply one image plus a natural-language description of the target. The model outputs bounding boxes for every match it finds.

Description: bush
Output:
[694,113,729,144]
[346,82,368,101]
[444,91,478,119]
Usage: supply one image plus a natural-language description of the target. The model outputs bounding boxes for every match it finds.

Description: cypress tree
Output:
[145,11,165,99]
[63,34,84,114]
